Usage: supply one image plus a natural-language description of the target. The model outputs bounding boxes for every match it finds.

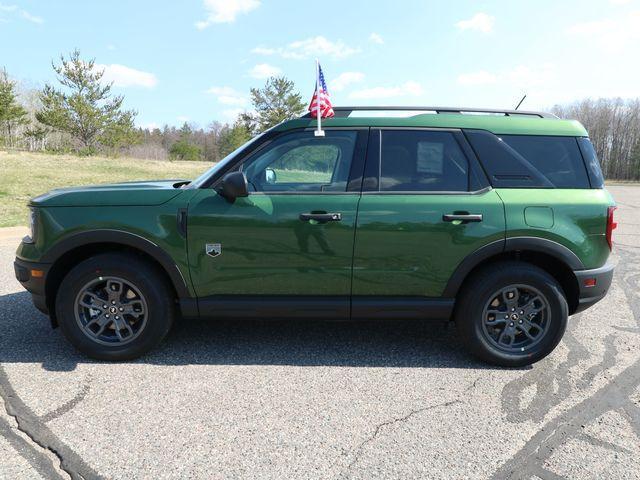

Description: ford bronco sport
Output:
[14,106,616,366]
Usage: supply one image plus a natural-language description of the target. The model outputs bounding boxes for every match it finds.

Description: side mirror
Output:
[265,168,277,184]
[219,171,249,201]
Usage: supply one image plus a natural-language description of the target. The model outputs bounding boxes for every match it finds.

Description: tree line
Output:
[0,50,305,161]
[552,99,640,180]
[2,50,640,179]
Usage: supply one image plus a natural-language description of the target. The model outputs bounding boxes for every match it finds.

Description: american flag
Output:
[308,63,334,118]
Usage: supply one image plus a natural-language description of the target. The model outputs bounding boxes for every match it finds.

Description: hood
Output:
[30,180,188,207]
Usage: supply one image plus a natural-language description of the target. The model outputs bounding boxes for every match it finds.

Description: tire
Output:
[55,253,175,360]
[454,261,568,367]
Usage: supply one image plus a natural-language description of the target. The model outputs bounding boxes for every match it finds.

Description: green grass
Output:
[273,168,331,183]
[0,151,210,227]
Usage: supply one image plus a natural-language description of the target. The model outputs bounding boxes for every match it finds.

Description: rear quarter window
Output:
[577,137,605,188]
[465,130,592,189]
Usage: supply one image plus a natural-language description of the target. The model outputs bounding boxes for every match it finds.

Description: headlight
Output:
[24,208,37,244]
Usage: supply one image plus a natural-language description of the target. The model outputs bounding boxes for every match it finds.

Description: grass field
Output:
[0,151,210,227]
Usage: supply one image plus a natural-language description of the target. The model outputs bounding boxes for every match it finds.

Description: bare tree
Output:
[553,98,640,180]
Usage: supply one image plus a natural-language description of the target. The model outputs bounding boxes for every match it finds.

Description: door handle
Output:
[443,213,483,223]
[299,212,342,223]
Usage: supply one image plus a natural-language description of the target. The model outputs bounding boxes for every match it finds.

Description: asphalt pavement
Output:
[1,185,639,479]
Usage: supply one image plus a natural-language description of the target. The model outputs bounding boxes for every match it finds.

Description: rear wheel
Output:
[455,261,568,367]
[55,253,175,360]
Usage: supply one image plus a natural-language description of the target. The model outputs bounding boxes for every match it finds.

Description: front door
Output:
[187,128,367,317]
[352,128,505,309]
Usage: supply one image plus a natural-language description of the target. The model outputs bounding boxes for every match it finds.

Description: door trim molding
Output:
[195,295,454,321]
[351,296,454,320]
[198,295,350,320]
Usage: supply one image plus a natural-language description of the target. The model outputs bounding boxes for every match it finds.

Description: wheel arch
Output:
[43,230,192,325]
[445,237,582,314]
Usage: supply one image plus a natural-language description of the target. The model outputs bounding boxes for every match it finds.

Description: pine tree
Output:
[245,76,305,133]
[36,50,138,152]
[218,121,252,157]
[0,68,28,148]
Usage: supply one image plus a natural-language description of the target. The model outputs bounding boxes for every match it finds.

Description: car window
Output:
[379,130,469,192]
[242,130,357,192]
[465,131,592,189]
[499,135,590,188]
[577,137,604,188]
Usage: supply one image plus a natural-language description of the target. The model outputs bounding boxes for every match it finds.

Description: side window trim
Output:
[362,127,490,195]
[209,127,368,194]
[464,129,592,189]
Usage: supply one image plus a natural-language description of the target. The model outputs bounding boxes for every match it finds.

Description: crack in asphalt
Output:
[0,367,102,480]
[576,430,633,455]
[501,313,592,424]
[40,374,92,424]
[0,399,67,480]
[491,247,640,479]
[343,377,480,474]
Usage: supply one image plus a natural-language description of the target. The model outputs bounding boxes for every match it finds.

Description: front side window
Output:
[379,130,469,192]
[241,130,357,192]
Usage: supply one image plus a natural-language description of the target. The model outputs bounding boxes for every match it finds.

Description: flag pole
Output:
[314,58,324,137]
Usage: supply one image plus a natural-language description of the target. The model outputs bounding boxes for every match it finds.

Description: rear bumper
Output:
[573,262,614,314]
[14,257,50,315]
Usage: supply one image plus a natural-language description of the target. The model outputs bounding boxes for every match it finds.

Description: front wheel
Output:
[455,261,568,367]
[55,253,175,360]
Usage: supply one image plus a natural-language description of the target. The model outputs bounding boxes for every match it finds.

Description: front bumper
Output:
[14,257,51,315]
[573,262,614,314]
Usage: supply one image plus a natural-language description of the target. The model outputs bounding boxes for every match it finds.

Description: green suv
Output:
[14,107,616,366]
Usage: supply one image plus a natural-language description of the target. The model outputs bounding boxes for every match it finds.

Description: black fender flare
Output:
[442,236,584,297]
[42,229,192,298]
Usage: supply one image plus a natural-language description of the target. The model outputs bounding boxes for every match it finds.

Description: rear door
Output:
[352,128,505,312]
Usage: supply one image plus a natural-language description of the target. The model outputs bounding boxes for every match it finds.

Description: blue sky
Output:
[1,0,638,129]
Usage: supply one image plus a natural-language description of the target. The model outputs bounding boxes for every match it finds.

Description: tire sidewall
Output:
[55,254,174,360]
[458,264,568,367]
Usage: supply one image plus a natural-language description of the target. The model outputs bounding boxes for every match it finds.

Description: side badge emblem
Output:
[206,243,222,258]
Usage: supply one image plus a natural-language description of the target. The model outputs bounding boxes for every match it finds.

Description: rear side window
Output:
[500,135,590,188]
[465,130,591,188]
[577,137,605,188]
[379,130,469,192]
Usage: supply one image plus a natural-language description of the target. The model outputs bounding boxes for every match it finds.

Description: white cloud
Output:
[137,121,159,130]
[107,44,116,51]
[222,108,245,120]
[566,19,615,36]
[21,10,42,23]
[369,32,384,44]
[330,72,365,92]
[251,46,276,55]
[96,64,158,88]
[455,13,494,33]
[196,0,259,28]
[349,81,423,100]
[206,86,247,105]
[457,71,497,86]
[252,36,360,60]
[249,63,282,79]
[507,64,554,88]
[457,65,554,89]
[0,3,43,23]
[566,11,640,51]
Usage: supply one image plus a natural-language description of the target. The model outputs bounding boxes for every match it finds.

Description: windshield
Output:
[186,131,267,189]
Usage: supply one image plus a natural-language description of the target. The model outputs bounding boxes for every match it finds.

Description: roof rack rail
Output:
[304,106,557,119]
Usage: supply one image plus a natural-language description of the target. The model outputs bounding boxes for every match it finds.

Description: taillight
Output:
[606,206,617,250]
